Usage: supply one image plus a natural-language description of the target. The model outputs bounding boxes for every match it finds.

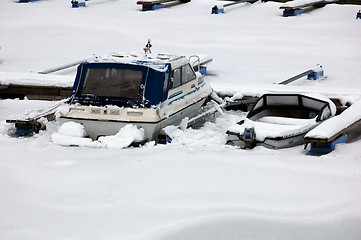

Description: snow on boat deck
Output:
[228,117,317,142]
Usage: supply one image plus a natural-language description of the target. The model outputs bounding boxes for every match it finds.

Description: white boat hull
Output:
[58,81,212,140]
[261,133,307,149]
[226,131,308,149]
[59,96,208,140]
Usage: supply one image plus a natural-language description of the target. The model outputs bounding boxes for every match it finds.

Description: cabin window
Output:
[170,64,196,89]
[82,68,143,98]
[171,68,181,89]
[182,64,196,84]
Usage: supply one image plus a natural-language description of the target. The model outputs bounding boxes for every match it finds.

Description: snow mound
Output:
[98,124,146,149]
[52,123,146,148]
[51,122,93,147]
[57,121,87,138]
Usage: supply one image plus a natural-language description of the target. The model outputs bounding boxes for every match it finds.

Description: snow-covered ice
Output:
[0,71,74,88]
[0,0,361,239]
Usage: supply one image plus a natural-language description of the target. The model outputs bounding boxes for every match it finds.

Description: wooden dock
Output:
[304,100,361,153]
[279,0,326,10]
[212,0,257,14]
[0,84,72,100]
[305,118,361,143]
[137,0,177,5]
[0,72,73,100]
[279,0,338,16]
[137,0,190,11]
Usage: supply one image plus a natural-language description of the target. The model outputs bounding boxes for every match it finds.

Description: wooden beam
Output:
[137,0,176,5]
[0,84,72,100]
[280,0,325,10]
[304,118,361,143]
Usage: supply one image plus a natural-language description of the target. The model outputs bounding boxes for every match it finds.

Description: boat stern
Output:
[58,104,163,140]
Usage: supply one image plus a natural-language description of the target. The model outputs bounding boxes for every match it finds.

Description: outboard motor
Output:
[243,126,256,149]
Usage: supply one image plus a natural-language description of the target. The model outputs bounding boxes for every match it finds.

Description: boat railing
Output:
[188,55,201,73]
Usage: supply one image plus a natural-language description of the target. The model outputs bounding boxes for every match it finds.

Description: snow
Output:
[311,64,323,73]
[51,129,94,147]
[306,99,361,139]
[51,122,146,148]
[91,53,172,72]
[51,121,94,147]
[228,117,317,141]
[57,121,87,137]
[97,124,146,149]
[280,0,338,8]
[0,71,74,87]
[1,0,361,239]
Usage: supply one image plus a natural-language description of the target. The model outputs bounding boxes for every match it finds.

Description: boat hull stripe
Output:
[168,90,183,99]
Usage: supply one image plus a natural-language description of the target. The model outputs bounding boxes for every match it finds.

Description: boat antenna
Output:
[143,39,152,56]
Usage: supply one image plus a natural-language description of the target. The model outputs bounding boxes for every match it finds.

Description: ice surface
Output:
[0,0,361,240]
[0,71,74,87]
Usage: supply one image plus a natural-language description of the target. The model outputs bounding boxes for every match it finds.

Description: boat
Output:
[57,52,213,140]
[226,93,336,149]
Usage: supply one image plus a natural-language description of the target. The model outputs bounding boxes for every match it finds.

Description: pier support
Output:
[309,134,347,154]
[71,0,86,8]
[283,9,303,17]
[142,3,164,11]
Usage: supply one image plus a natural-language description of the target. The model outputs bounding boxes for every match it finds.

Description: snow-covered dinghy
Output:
[226,93,336,149]
[58,53,213,141]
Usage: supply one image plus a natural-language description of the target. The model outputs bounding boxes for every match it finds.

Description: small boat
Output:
[226,93,336,149]
[57,53,213,140]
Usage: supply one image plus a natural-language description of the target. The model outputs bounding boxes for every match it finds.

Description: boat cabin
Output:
[68,53,202,108]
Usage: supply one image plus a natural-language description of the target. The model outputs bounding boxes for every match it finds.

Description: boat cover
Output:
[69,62,171,108]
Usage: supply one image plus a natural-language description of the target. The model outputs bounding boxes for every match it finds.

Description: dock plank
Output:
[304,100,361,143]
[280,0,338,10]
[137,0,176,5]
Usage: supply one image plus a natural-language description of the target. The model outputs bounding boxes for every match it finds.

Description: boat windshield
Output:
[82,68,143,98]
